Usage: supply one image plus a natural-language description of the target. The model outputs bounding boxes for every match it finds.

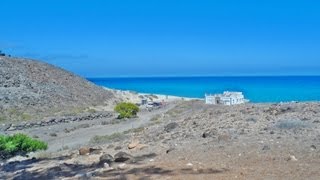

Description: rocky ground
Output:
[1,100,320,179]
[0,56,115,121]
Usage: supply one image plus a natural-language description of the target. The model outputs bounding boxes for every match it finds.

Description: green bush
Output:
[0,134,48,159]
[114,102,139,119]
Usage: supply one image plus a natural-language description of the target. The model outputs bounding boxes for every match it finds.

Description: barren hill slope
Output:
[0,56,114,121]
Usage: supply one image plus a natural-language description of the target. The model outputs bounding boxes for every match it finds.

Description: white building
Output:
[205,91,248,105]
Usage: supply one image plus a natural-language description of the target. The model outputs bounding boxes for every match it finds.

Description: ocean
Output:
[88,76,320,103]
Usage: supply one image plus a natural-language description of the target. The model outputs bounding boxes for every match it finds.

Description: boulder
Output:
[79,147,102,155]
[99,154,114,165]
[79,147,91,155]
[114,152,133,162]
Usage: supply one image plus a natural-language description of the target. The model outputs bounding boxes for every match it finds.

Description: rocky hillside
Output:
[0,56,115,121]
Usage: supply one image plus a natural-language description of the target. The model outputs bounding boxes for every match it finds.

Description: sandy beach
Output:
[104,87,202,104]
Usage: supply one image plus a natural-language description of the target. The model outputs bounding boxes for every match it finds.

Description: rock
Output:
[262,145,270,151]
[202,132,208,138]
[90,147,103,155]
[311,145,316,150]
[164,122,178,132]
[79,147,102,155]
[99,154,114,165]
[186,163,193,166]
[2,124,12,131]
[287,155,298,161]
[202,130,215,138]
[136,144,148,150]
[49,133,57,137]
[166,148,175,154]
[117,163,127,170]
[128,140,140,149]
[6,126,16,131]
[114,152,133,162]
[79,147,91,155]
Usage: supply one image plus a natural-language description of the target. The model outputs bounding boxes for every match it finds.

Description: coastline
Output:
[89,76,320,103]
[103,87,203,104]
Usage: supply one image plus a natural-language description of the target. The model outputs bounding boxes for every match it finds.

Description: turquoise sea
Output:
[88,76,320,103]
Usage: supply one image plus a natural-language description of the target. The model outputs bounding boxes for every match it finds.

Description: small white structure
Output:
[205,91,248,105]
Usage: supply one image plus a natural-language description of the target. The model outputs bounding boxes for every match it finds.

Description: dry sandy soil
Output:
[1,100,320,179]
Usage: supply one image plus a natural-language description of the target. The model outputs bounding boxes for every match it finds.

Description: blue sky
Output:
[1,0,320,77]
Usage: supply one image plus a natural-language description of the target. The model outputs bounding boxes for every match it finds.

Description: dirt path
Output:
[12,103,177,152]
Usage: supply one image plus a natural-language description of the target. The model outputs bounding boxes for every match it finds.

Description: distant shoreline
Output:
[103,87,202,103]
[101,87,319,104]
[90,76,320,103]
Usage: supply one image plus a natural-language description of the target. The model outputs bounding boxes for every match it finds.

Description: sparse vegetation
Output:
[150,114,162,124]
[150,114,161,122]
[101,121,109,125]
[124,127,145,134]
[21,113,32,121]
[114,102,139,119]
[87,108,97,113]
[76,123,90,129]
[166,108,183,117]
[276,119,311,129]
[0,115,6,122]
[0,134,47,159]
[90,132,125,144]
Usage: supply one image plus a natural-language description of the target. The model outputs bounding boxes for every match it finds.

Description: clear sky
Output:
[1,0,320,77]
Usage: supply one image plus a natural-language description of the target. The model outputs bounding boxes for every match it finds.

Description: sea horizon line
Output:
[86,74,320,79]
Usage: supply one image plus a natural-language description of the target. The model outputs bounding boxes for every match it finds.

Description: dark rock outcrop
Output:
[114,152,133,162]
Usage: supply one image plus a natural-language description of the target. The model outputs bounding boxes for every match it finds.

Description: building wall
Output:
[206,92,246,105]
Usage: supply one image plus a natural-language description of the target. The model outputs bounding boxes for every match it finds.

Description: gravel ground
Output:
[1,100,320,179]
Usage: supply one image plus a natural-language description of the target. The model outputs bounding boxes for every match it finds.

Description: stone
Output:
[7,126,16,131]
[49,133,57,137]
[287,155,298,161]
[128,140,140,149]
[262,145,270,151]
[79,147,102,155]
[114,152,133,162]
[202,132,208,138]
[136,144,148,150]
[2,124,12,131]
[99,154,114,165]
[186,163,193,166]
[90,147,103,155]
[166,148,174,154]
[79,147,91,155]
[164,122,179,132]
[118,163,127,170]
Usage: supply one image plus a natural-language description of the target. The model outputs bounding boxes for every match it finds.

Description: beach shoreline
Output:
[103,87,203,104]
